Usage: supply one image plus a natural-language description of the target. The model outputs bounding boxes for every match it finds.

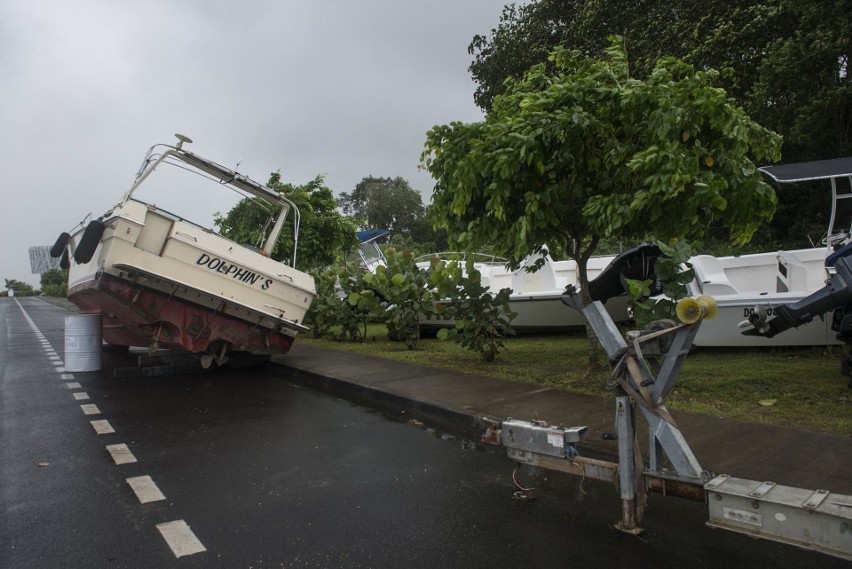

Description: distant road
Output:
[1,297,845,568]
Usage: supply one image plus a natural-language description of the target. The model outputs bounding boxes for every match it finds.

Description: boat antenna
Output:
[174,133,193,151]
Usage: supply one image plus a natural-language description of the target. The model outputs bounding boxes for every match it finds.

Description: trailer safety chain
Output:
[511,463,536,501]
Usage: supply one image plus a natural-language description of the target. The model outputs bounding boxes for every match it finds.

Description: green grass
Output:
[299,324,852,436]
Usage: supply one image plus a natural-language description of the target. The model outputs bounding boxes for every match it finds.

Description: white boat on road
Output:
[51,135,316,365]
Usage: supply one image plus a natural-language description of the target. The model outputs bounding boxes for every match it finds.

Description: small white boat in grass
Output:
[688,157,852,347]
[417,248,644,333]
[688,248,841,346]
[51,135,316,365]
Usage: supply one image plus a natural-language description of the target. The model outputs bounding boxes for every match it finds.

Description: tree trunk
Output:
[577,259,602,372]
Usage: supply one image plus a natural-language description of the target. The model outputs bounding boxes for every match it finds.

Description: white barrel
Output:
[65,314,102,372]
[8,290,14,297]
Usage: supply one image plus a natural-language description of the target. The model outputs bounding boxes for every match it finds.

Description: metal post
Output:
[615,396,639,533]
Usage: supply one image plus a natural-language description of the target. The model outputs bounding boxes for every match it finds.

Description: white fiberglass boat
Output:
[51,135,316,363]
[417,248,637,332]
[688,157,852,347]
[688,247,840,346]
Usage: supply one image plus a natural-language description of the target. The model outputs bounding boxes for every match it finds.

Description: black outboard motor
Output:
[743,254,852,339]
[742,253,852,387]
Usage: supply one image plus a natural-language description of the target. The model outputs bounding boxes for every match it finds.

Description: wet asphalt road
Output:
[1,297,847,568]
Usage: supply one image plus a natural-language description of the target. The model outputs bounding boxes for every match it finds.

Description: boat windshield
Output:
[359,241,385,265]
[125,159,248,232]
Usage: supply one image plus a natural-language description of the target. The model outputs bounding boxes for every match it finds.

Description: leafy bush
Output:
[430,259,517,362]
[307,264,378,342]
[306,253,519,359]
[625,240,695,327]
[361,248,434,350]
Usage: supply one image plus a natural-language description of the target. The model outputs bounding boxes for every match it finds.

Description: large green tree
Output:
[338,176,428,238]
[423,39,781,363]
[3,279,36,297]
[215,173,358,271]
[468,0,850,251]
[468,0,850,162]
[468,1,579,112]
[40,269,68,298]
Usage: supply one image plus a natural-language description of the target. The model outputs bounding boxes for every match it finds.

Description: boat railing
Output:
[414,251,507,267]
[119,135,302,267]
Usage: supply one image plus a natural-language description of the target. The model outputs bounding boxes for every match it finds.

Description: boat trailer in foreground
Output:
[489,286,851,561]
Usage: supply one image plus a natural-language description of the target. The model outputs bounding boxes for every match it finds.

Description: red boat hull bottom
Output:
[68,273,294,355]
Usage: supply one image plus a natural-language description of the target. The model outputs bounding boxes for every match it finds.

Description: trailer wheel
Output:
[74,220,104,264]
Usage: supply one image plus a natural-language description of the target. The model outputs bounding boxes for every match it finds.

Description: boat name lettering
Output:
[196,253,272,289]
[743,307,774,317]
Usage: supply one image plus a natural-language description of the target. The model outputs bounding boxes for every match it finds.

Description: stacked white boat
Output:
[688,247,840,346]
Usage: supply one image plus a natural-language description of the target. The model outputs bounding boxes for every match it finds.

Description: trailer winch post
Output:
[506,287,711,534]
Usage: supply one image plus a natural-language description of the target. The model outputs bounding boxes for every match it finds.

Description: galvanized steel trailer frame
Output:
[500,288,851,561]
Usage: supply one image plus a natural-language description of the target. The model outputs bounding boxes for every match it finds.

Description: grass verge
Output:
[299,324,852,436]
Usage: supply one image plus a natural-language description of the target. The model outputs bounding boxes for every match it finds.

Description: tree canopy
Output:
[3,279,37,297]
[40,268,68,297]
[468,0,850,163]
[214,173,358,271]
[338,176,428,238]
[423,38,781,295]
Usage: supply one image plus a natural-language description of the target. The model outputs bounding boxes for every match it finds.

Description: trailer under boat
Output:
[51,134,316,366]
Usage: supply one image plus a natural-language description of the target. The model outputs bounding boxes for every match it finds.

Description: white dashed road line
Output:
[127,476,167,504]
[90,419,115,435]
[16,300,207,559]
[156,520,207,558]
[106,443,138,465]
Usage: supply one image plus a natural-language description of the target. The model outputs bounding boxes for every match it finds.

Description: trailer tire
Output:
[50,232,70,258]
[74,220,104,264]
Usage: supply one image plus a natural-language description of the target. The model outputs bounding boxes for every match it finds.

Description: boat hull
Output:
[69,272,296,354]
[420,293,630,333]
[66,199,315,355]
[688,249,841,347]
[693,297,841,347]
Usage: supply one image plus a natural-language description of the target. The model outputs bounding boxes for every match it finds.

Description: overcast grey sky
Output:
[1,0,507,286]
